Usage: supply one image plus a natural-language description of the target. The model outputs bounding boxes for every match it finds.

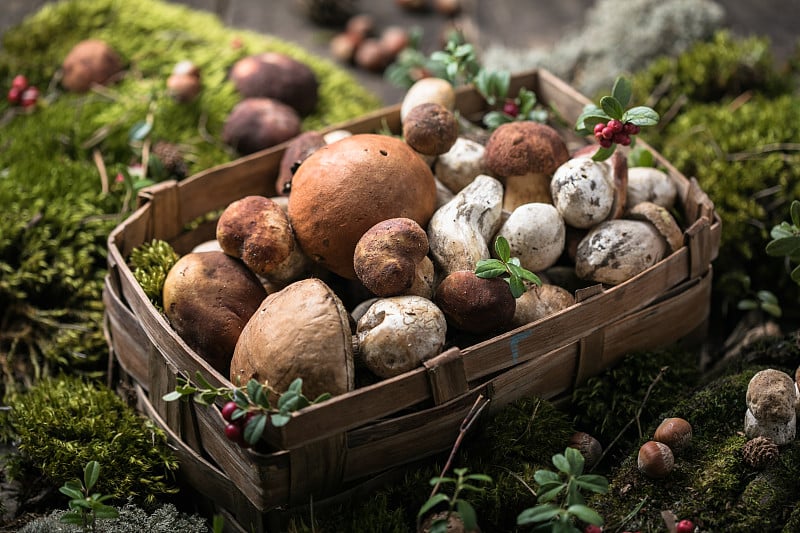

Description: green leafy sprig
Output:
[475,236,542,298]
[766,199,800,285]
[516,447,609,532]
[418,467,493,533]
[59,461,119,532]
[163,373,330,444]
[575,76,660,161]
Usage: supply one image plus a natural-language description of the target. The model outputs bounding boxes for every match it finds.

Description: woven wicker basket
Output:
[104,69,720,532]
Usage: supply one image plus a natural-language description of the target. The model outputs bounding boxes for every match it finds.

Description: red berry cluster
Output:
[592,119,640,148]
[221,400,254,448]
[7,75,40,109]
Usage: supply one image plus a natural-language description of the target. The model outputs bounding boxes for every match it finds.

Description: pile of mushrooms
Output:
[160,75,688,399]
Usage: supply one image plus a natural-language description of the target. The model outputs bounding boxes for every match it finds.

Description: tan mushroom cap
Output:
[484,121,569,179]
[288,133,437,279]
[163,251,267,375]
[231,278,354,400]
[61,39,123,93]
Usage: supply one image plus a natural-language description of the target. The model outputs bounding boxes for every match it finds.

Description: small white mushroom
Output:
[575,219,667,285]
[427,175,504,278]
[323,129,353,145]
[434,137,486,193]
[627,166,677,209]
[745,368,797,445]
[496,203,565,272]
[356,296,447,378]
[400,77,456,123]
[551,158,616,229]
[512,283,575,328]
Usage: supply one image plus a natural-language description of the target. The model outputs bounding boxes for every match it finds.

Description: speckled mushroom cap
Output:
[230,278,354,400]
[746,369,796,423]
[483,121,569,178]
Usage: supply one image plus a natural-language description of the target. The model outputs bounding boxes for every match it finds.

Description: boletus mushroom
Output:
[288,133,438,279]
[61,39,123,93]
[231,278,354,400]
[275,131,327,196]
[402,102,459,156]
[435,270,516,334]
[229,52,319,115]
[222,97,301,155]
[163,251,267,374]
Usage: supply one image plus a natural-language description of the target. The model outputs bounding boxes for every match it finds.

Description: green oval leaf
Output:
[59,486,84,500]
[244,413,267,444]
[270,413,291,427]
[761,302,782,318]
[534,470,560,484]
[509,275,526,298]
[574,476,609,494]
[494,236,511,262]
[60,513,85,525]
[591,144,617,162]
[600,96,624,120]
[537,484,565,503]
[766,235,800,256]
[564,447,585,475]
[552,453,571,474]
[129,121,152,142]
[456,500,478,530]
[567,504,603,525]
[162,391,183,402]
[622,106,660,126]
[417,493,450,518]
[84,461,100,490]
[475,259,507,278]
[611,77,632,107]
[737,299,758,311]
[791,200,800,227]
[517,504,560,525]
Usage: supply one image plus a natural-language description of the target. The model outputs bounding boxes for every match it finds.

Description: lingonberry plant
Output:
[417,467,493,533]
[575,76,659,161]
[59,461,119,532]
[766,199,800,285]
[475,235,542,298]
[163,372,330,447]
[516,447,609,532]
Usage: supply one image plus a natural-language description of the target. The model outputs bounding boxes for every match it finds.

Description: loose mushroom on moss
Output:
[229,52,319,115]
[222,97,301,155]
[61,39,124,93]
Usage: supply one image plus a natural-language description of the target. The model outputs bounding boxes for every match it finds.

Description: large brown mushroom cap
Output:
[229,52,319,115]
[484,121,569,178]
[222,97,301,155]
[61,39,123,93]
[230,278,354,400]
[434,270,516,334]
[288,133,438,279]
[163,252,267,375]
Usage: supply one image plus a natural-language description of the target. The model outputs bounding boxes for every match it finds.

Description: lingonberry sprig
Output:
[7,74,40,109]
[575,76,659,161]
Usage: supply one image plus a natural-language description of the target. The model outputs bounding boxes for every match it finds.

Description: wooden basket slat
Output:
[102,69,721,519]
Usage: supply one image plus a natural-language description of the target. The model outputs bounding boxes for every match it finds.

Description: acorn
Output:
[637,440,674,479]
[653,417,693,453]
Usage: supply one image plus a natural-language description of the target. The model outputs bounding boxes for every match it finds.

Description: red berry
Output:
[20,86,39,108]
[224,422,244,444]
[613,132,631,146]
[623,122,641,135]
[676,519,695,533]
[607,119,623,133]
[598,137,613,148]
[7,86,21,104]
[584,525,602,533]
[221,401,238,422]
[502,99,519,117]
[593,123,605,135]
[11,74,28,91]
[601,127,614,140]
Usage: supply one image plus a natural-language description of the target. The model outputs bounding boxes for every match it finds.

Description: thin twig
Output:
[494,464,536,497]
[93,148,109,195]
[594,366,669,467]
[727,143,800,161]
[429,394,490,499]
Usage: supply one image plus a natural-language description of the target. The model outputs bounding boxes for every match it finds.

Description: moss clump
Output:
[129,239,179,310]
[4,375,179,505]
[0,0,380,396]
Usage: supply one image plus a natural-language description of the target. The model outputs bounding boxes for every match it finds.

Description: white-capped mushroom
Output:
[400,77,456,123]
[551,158,616,229]
[627,166,677,209]
[745,368,797,445]
[435,137,486,194]
[496,203,565,272]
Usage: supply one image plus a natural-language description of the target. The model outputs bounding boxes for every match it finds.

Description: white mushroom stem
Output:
[744,407,796,445]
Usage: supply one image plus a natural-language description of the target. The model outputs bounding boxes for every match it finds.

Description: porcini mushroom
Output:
[356,296,447,378]
[483,121,570,212]
[229,52,319,115]
[216,195,309,285]
[496,203,566,273]
[166,60,202,103]
[745,368,797,445]
[434,137,487,194]
[222,98,301,155]
[427,175,504,278]
[275,131,327,196]
[231,278,354,400]
[353,218,433,298]
[400,77,456,123]
[402,102,459,156]
[163,251,267,374]
[288,133,438,279]
[627,166,677,209]
[435,270,515,334]
[61,39,123,93]
[551,157,616,229]
[512,283,575,328]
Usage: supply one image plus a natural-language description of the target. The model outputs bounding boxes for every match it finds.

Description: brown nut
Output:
[653,417,693,453]
[354,218,430,297]
[222,98,301,155]
[637,440,674,479]
[61,39,123,93]
[434,270,515,334]
[163,252,267,375]
[403,102,459,156]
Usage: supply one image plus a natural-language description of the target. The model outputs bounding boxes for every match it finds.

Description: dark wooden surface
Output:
[3,0,798,105]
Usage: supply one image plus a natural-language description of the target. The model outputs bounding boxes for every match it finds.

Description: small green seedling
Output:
[59,461,119,532]
[475,236,542,298]
[766,199,800,285]
[516,447,609,532]
[418,467,493,533]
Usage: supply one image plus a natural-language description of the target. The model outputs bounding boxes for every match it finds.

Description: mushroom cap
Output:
[483,121,569,178]
[435,137,486,194]
[276,131,327,196]
[356,296,447,378]
[512,283,575,328]
[216,195,296,277]
[229,52,319,115]
[402,102,459,156]
[746,369,796,423]
[628,201,684,253]
[230,278,354,400]
[551,158,616,229]
[627,166,677,209]
[434,270,515,334]
[61,39,123,93]
[354,217,429,297]
[288,133,437,279]
[400,77,456,122]
[163,252,267,374]
[497,203,565,272]
[222,97,301,155]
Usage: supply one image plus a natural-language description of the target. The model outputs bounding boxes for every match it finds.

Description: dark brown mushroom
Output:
[275,131,327,196]
[61,39,123,93]
[402,102,459,156]
[222,97,301,155]
[434,270,516,334]
[229,52,319,115]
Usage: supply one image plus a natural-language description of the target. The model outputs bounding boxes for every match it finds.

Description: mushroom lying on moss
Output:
[229,52,319,115]
[61,39,123,93]
[222,98,301,155]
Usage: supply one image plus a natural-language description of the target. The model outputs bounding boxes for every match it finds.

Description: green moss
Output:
[3,375,179,505]
[129,239,179,310]
[0,0,380,396]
